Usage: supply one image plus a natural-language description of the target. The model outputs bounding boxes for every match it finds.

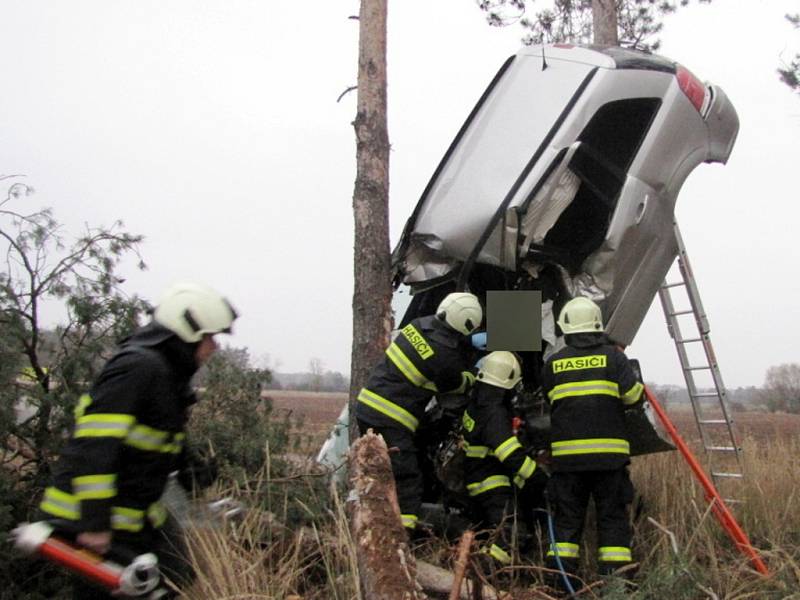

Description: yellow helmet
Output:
[477,351,522,390]
[557,297,604,335]
[154,282,238,343]
[436,292,483,335]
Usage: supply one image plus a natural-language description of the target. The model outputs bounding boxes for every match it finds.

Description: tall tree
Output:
[0,176,148,597]
[349,0,393,442]
[778,13,800,92]
[477,0,708,50]
[761,363,800,414]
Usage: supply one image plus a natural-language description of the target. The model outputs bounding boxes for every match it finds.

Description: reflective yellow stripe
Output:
[450,371,475,394]
[548,379,619,403]
[487,544,512,564]
[622,381,644,405]
[72,474,117,500]
[126,425,184,454]
[386,343,438,391]
[547,542,580,559]
[552,355,607,373]
[357,388,419,432]
[112,506,145,532]
[148,502,168,528]
[401,514,418,529]
[551,438,630,456]
[598,546,632,562]
[513,456,537,487]
[73,394,92,419]
[161,433,185,455]
[125,423,169,451]
[462,411,475,432]
[40,487,79,520]
[494,436,522,462]
[74,413,135,438]
[463,443,492,458]
[466,475,511,496]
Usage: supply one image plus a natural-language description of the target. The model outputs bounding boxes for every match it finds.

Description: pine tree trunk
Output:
[592,0,619,45]
[349,431,426,599]
[349,0,393,443]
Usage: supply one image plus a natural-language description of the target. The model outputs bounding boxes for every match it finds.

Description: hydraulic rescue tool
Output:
[12,521,168,598]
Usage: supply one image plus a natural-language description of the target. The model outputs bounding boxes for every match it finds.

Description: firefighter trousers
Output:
[546,467,634,576]
[357,419,423,530]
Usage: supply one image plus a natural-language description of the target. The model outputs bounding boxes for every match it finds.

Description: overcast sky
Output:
[1,1,798,387]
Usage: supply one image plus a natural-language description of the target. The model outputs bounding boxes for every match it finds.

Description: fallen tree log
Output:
[415,560,502,600]
[349,430,426,599]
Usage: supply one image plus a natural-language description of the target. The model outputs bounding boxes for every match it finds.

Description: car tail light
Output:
[676,65,710,115]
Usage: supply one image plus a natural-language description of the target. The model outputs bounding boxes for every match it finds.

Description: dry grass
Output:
[176,403,800,599]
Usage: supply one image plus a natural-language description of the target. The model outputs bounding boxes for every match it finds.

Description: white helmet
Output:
[154,282,238,343]
[477,351,521,390]
[557,297,604,335]
[436,292,483,335]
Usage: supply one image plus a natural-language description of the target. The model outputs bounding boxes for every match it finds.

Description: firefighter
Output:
[462,351,548,565]
[541,297,644,588]
[39,282,237,599]
[355,292,483,533]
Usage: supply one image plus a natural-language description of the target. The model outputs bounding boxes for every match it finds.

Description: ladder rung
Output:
[692,392,718,398]
[670,309,694,316]
[677,337,702,344]
[685,366,711,371]
[707,446,738,452]
[698,419,728,425]
[662,281,685,289]
[712,472,743,479]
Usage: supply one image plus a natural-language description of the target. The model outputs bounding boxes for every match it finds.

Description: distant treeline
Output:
[646,384,765,412]
[267,370,350,392]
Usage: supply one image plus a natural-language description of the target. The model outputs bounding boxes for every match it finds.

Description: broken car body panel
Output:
[393,44,739,346]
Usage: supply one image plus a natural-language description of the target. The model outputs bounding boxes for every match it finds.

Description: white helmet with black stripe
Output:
[154,282,238,343]
[436,292,483,335]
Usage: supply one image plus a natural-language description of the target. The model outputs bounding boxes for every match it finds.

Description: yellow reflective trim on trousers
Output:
[551,438,630,456]
[513,456,537,488]
[494,436,523,462]
[598,546,632,562]
[466,475,511,496]
[622,381,644,405]
[464,443,492,458]
[401,514,418,529]
[40,487,79,520]
[72,474,117,500]
[547,379,619,403]
[547,542,580,559]
[73,394,93,420]
[487,544,512,564]
[357,388,419,432]
[386,343,437,391]
[74,413,135,438]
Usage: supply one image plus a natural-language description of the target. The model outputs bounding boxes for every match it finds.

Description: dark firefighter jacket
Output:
[541,333,644,472]
[40,323,199,533]
[356,315,474,433]
[461,383,538,497]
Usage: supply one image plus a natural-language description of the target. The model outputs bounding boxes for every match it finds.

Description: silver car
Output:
[392,43,739,349]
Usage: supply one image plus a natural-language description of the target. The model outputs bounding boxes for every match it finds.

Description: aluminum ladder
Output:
[657,221,744,503]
